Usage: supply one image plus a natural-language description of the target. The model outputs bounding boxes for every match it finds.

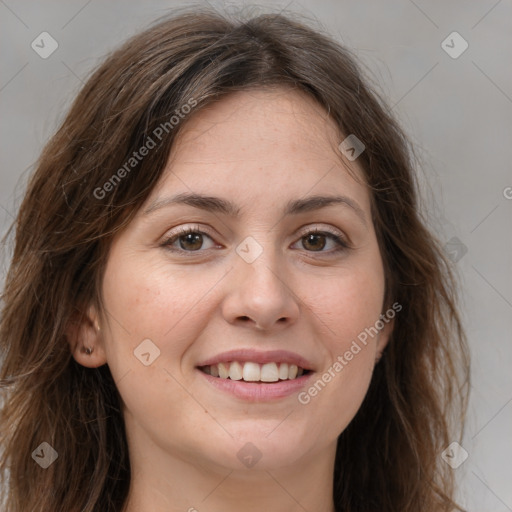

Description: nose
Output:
[221,248,300,331]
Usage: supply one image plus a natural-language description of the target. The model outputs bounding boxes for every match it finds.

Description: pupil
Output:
[304,234,325,251]
[181,233,202,250]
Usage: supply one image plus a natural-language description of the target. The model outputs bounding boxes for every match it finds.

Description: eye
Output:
[292,228,349,254]
[161,226,218,253]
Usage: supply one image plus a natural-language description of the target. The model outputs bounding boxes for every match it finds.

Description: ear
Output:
[375,315,394,364]
[65,304,107,368]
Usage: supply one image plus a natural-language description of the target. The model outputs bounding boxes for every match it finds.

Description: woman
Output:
[0,7,470,511]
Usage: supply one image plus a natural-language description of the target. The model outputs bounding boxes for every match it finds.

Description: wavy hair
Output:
[0,7,470,511]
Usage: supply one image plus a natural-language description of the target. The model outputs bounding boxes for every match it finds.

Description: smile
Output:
[198,361,309,382]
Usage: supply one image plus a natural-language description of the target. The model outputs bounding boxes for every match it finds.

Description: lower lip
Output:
[196,368,314,402]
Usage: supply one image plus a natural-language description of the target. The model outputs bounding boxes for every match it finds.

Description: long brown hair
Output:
[0,7,470,511]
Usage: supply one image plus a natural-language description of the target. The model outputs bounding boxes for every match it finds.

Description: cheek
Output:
[101,251,218,352]
[100,249,234,419]
[100,254,220,443]
[298,257,385,428]
[307,259,385,349]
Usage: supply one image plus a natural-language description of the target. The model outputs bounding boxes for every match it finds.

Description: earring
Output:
[82,322,99,355]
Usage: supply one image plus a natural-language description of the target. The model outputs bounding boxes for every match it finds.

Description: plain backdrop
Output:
[1,1,511,510]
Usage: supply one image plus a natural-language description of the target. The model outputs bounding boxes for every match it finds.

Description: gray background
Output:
[1,0,511,509]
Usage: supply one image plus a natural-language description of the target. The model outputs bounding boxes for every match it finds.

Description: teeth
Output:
[260,362,279,382]
[242,362,261,381]
[229,361,243,380]
[203,361,307,382]
[218,362,230,379]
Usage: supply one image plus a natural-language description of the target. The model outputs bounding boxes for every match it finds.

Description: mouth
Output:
[195,349,315,401]
[198,361,311,383]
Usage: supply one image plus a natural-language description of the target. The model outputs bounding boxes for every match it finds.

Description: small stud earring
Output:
[82,346,94,355]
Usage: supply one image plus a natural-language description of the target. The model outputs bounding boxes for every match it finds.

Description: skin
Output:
[69,87,393,512]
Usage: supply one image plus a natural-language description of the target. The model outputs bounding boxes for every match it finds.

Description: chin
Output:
[191,424,317,472]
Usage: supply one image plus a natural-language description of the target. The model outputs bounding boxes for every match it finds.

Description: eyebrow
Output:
[144,192,367,225]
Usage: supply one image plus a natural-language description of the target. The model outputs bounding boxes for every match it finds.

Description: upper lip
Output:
[196,349,315,371]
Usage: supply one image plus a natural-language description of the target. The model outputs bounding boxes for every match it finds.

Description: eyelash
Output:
[160,224,350,257]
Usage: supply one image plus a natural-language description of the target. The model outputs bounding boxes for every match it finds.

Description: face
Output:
[75,88,392,473]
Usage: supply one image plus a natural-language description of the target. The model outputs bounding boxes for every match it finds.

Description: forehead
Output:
[174,87,342,161]
[151,87,370,215]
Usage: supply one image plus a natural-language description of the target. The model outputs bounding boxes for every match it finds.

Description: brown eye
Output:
[302,233,327,251]
[178,232,204,251]
[293,229,349,254]
[162,227,217,253]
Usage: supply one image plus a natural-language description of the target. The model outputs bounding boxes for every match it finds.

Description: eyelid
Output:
[161,224,219,247]
[295,224,347,240]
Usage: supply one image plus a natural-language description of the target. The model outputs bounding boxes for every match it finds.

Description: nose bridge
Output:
[222,232,300,329]
[237,233,285,296]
